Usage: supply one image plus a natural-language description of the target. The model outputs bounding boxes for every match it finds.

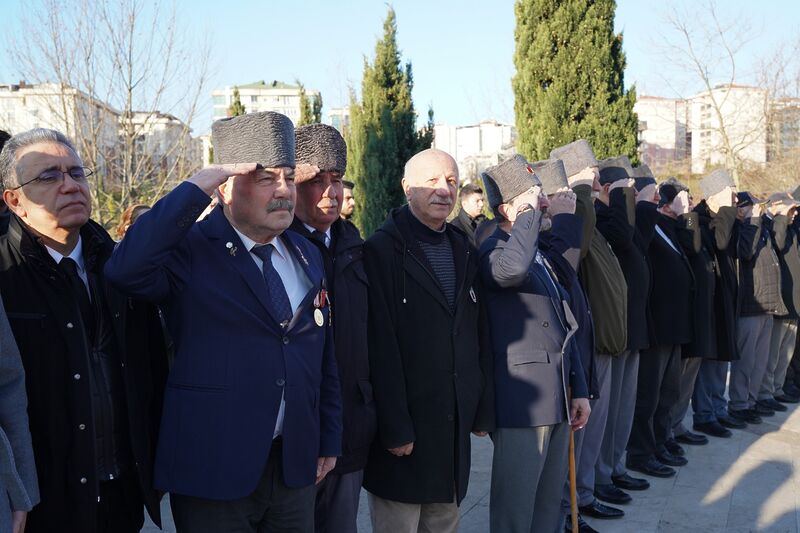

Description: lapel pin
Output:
[314,308,324,327]
[469,287,477,303]
[226,242,237,256]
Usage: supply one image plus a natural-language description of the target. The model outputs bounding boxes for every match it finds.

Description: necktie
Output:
[311,230,328,248]
[60,257,95,337]
[251,244,294,325]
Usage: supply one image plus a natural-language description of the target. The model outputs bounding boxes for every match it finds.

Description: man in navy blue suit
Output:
[105,111,342,533]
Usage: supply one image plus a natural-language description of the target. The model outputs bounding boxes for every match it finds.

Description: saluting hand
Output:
[609,178,635,191]
[547,190,577,216]
[187,163,260,196]
[636,183,658,204]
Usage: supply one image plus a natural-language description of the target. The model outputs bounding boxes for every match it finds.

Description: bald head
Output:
[402,149,459,230]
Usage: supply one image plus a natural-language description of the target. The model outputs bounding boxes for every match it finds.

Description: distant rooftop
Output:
[237,80,300,90]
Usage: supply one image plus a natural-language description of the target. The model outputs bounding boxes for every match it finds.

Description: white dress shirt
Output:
[232,227,312,438]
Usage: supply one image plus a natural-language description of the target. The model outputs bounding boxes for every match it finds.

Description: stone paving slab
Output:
[145,403,800,532]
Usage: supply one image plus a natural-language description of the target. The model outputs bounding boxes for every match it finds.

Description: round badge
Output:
[314,308,324,327]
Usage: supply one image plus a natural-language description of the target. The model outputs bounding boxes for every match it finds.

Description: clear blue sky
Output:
[1,0,798,134]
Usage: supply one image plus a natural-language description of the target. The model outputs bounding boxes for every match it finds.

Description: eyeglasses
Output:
[9,166,94,190]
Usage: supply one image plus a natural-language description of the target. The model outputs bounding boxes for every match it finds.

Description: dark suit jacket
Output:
[105,182,342,500]
[480,209,588,429]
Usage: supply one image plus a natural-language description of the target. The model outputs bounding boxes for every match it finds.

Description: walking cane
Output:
[568,389,579,532]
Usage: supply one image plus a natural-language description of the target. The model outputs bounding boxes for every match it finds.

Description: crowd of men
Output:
[0,114,799,533]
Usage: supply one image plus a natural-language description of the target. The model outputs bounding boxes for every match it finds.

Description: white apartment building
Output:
[433,120,517,184]
[124,111,198,175]
[211,80,321,124]
[634,96,689,172]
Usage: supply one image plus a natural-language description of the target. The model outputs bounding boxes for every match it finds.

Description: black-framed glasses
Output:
[9,166,94,190]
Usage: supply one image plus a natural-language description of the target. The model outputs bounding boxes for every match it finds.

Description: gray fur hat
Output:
[549,139,598,178]
[481,155,541,211]
[699,169,735,199]
[212,111,295,167]
[531,158,568,195]
[295,123,347,181]
[631,163,655,179]
[598,155,634,185]
[791,185,800,202]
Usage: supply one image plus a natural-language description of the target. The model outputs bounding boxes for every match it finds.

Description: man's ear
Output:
[217,176,235,206]
[401,178,411,198]
[2,189,25,218]
[498,203,512,220]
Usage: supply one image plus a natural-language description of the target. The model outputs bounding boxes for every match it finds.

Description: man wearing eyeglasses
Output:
[0,127,169,533]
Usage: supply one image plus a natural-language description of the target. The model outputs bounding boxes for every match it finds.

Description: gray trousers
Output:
[671,356,704,437]
[491,423,570,533]
[595,350,639,485]
[559,353,612,507]
[692,360,730,424]
[368,493,458,533]
[315,470,363,533]
[759,318,799,400]
[729,315,774,411]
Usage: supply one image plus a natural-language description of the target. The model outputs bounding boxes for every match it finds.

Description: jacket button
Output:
[79,424,86,430]
[543,321,549,328]
[66,322,74,329]
[447,414,454,421]
[276,378,285,387]
[80,477,87,484]
[282,337,289,345]
[73,373,81,380]
[453,372,458,378]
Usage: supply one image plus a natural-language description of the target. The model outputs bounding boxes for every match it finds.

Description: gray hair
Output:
[0,128,79,190]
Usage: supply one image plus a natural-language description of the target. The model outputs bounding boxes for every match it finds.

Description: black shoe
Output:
[775,393,800,404]
[675,431,709,445]
[753,403,776,416]
[594,483,632,505]
[664,438,685,456]
[693,421,732,438]
[656,450,688,467]
[783,383,800,397]
[717,414,747,429]
[612,472,650,491]
[626,458,676,478]
[729,408,762,424]
[579,499,625,519]
[758,398,788,412]
[565,515,599,533]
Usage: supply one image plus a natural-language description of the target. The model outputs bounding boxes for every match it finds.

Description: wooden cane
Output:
[568,427,579,532]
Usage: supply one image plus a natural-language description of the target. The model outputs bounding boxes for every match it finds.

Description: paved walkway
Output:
[145,401,800,532]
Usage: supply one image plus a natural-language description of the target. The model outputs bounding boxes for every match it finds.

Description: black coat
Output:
[739,215,787,317]
[684,203,736,359]
[289,218,376,474]
[0,216,168,533]
[450,209,486,247]
[644,212,699,347]
[596,189,653,352]
[363,206,494,505]
[771,215,800,319]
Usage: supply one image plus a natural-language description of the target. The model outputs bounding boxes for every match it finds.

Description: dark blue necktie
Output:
[251,244,294,324]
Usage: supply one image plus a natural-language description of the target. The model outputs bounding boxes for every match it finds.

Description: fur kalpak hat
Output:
[211,111,295,168]
[549,139,599,178]
[531,158,568,195]
[699,169,736,199]
[598,155,634,185]
[481,155,541,211]
[632,164,657,191]
[295,124,348,182]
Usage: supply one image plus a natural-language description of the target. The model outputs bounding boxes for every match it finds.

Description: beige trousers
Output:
[367,492,459,533]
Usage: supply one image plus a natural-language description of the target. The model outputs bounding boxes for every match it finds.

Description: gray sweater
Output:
[0,296,39,525]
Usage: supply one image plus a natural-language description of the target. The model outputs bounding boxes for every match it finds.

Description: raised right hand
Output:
[187,163,260,196]
[567,167,597,189]
[636,183,658,204]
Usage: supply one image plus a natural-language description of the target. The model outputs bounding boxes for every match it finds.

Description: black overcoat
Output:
[0,216,168,533]
[362,206,494,505]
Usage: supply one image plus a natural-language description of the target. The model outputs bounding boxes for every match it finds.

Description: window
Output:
[212,96,226,105]
[251,96,258,103]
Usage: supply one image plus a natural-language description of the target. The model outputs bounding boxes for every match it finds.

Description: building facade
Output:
[433,120,517,184]
[211,80,321,124]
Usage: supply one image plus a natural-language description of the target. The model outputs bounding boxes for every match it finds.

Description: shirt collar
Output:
[45,236,85,273]
[302,222,331,246]
[232,226,288,260]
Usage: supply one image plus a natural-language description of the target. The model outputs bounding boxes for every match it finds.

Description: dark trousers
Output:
[97,476,144,533]
[314,470,363,533]
[627,344,681,464]
[692,359,730,424]
[170,440,315,533]
[784,332,800,389]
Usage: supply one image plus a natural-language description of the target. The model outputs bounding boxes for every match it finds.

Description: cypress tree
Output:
[347,8,432,237]
[513,0,638,161]
[228,86,246,117]
[298,81,323,126]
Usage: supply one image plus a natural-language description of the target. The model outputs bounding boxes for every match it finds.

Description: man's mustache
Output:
[266,199,294,212]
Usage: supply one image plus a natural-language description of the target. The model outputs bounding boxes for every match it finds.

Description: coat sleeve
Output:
[104,181,211,302]
[0,299,39,512]
[481,209,542,289]
[709,206,737,252]
[568,338,589,400]
[635,201,659,248]
[363,236,416,449]
[737,217,762,261]
[675,212,702,256]
[572,184,595,260]
[544,213,583,272]
[770,215,790,254]
[596,188,634,251]
[472,276,496,433]
[319,305,343,457]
